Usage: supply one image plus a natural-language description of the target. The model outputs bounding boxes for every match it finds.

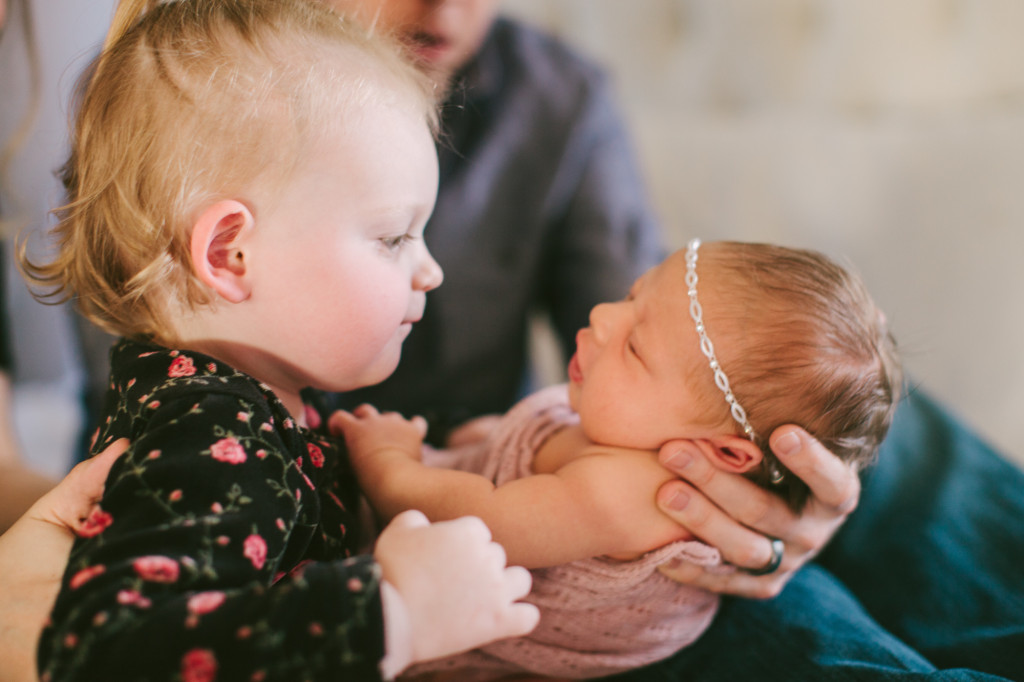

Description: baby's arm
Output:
[333,406,689,569]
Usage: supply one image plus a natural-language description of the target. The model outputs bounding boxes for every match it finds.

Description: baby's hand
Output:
[374,510,539,676]
[330,404,426,466]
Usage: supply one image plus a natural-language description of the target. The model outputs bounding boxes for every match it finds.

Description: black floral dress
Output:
[38,339,386,681]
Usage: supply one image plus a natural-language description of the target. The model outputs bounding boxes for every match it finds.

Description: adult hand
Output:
[654,426,860,599]
[375,510,539,677]
[0,439,127,682]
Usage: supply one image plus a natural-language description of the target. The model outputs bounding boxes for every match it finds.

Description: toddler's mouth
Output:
[406,30,450,62]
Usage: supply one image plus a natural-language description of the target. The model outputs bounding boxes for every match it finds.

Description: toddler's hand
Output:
[374,510,539,676]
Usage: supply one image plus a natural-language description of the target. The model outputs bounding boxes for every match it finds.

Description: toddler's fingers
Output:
[504,602,541,638]
[450,515,493,544]
[390,509,430,530]
[502,565,533,603]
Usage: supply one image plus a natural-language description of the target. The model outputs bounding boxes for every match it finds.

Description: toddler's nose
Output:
[415,244,444,291]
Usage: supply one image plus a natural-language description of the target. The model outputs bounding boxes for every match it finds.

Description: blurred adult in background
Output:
[0,0,60,534]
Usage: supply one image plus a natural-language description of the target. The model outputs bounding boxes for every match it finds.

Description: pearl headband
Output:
[685,239,784,484]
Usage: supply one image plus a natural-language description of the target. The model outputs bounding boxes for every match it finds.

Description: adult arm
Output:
[655,425,859,598]
[0,371,59,534]
[0,439,125,682]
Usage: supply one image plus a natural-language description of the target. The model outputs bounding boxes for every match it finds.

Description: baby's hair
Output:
[19,0,437,344]
[693,241,902,511]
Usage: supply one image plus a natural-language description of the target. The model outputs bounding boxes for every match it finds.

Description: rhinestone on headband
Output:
[685,239,784,484]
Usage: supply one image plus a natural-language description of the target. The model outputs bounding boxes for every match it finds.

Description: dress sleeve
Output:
[38,390,386,681]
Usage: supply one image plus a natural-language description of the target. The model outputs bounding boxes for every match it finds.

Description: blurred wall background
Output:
[506,0,1024,467]
[2,0,1022,476]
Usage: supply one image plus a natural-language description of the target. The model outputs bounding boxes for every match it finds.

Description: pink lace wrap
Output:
[404,385,722,680]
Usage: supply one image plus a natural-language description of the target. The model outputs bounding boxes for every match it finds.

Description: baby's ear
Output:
[703,434,763,474]
[190,200,254,303]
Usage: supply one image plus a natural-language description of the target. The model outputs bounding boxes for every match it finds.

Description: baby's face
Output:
[328,0,500,86]
[567,249,732,449]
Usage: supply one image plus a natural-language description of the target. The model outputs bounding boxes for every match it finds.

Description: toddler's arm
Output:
[333,406,687,568]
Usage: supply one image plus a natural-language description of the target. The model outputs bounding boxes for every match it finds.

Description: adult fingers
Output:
[655,476,783,572]
[657,440,799,548]
[657,561,786,601]
[770,425,860,515]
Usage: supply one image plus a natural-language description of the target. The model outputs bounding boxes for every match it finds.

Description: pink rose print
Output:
[210,436,246,464]
[181,648,217,682]
[243,534,267,570]
[169,355,197,378]
[307,443,325,468]
[117,589,152,608]
[77,507,113,538]
[187,591,226,616]
[304,405,322,430]
[327,490,345,511]
[133,555,180,583]
[70,564,106,589]
[237,411,250,422]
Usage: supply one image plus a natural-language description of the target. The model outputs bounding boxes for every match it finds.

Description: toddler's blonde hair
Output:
[19,0,436,344]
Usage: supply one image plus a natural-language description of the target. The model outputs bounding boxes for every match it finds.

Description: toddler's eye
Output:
[380,234,412,252]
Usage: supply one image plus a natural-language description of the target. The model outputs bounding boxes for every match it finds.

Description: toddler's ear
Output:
[703,435,763,474]
[190,200,254,303]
